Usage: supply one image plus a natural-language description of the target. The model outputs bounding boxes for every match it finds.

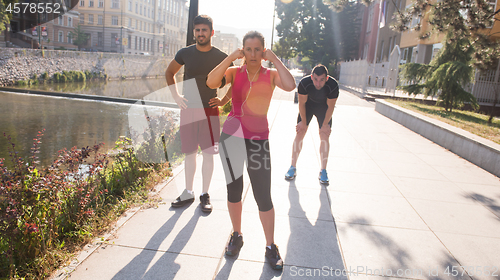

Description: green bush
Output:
[0,131,171,279]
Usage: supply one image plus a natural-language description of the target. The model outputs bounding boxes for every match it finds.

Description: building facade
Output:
[211,31,240,55]
[4,0,80,50]
[76,0,188,54]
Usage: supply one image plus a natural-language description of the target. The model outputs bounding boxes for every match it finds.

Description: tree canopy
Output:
[399,31,479,111]
[275,0,361,68]
[69,24,89,51]
[1,0,17,32]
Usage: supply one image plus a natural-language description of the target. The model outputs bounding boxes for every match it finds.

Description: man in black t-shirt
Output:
[284,64,339,184]
[165,15,228,212]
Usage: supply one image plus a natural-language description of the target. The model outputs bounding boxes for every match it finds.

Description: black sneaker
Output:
[171,189,195,208]
[225,232,244,256]
[265,243,283,270]
[200,193,213,213]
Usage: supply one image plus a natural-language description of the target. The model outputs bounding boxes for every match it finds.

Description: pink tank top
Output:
[222,65,274,140]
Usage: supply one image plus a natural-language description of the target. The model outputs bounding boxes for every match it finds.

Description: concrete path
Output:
[63,88,500,280]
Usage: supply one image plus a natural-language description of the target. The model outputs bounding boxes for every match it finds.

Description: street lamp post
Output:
[185,0,198,46]
[271,0,276,51]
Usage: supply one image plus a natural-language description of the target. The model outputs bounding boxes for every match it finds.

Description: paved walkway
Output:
[61,88,500,280]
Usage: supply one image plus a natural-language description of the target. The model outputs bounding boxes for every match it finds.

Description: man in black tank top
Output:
[284,64,339,184]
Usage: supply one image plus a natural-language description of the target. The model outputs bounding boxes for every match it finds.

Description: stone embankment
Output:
[0,48,173,86]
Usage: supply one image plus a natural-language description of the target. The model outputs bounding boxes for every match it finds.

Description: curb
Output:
[0,87,179,108]
[375,99,500,178]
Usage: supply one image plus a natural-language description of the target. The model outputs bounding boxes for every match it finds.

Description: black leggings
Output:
[219,132,273,212]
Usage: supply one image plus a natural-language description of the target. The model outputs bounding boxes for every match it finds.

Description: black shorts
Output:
[297,104,332,128]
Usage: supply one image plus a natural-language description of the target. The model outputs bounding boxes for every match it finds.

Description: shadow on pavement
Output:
[110,207,200,279]
[464,193,500,220]
[284,182,347,279]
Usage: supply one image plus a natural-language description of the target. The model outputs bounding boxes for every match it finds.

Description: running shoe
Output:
[265,243,283,270]
[319,169,329,185]
[226,232,244,256]
[284,166,296,180]
[200,193,213,213]
[171,189,195,207]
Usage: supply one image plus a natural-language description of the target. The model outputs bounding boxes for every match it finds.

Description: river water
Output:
[0,78,181,169]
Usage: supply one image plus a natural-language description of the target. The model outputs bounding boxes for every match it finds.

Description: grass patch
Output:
[386,99,500,145]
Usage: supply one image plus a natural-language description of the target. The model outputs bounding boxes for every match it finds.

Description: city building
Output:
[0,0,188,54]
[3,0,79,50]
[76,0,188,54]
[211,31,240,55]
[341,0,500,97]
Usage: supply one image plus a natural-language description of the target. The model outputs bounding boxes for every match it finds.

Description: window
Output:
[388,37,393,55]
[68,17,72,27]
[89,14,94,24]
[79,14,84,24]
[89,0,93,7]
[366,7,373,33]
[140,4,142,14]
[98,15,103,25]
[58,31,63,42]
[98,32,103,46]
[112,0,119,8]
[58,16,63,25]
[486,0,497,28]
[128,1,132,11]
[135,36,137,50]
[379,40,384,62]
[136,3,138,13]
[80,0,84,6]
[112,16,118,25]
[98,0,103,7]
[129,18,132,27]
[144,7,146,16]
[128,35,131,48]
[67,32,72,44]
[148,8,150,18]
[140,21,142,30]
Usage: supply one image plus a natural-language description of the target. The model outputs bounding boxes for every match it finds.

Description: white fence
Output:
[472,62,500,105]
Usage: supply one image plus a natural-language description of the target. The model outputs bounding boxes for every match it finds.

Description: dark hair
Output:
[242,31,265,48]
[194,15,213,31]
[312,64,328,76]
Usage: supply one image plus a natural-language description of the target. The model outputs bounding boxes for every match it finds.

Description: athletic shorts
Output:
[180,107,220,154]
[297,104,332,128]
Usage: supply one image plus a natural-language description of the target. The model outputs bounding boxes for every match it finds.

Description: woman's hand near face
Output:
[262,49,278,63]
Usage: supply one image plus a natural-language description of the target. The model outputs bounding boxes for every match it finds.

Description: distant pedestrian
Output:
[165,15,229,213]
[284,64,339,184]
[207,31,296,270]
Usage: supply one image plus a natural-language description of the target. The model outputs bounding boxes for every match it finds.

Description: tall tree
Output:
[1,0,18,32]
[399,31,478,112]
[68,24,89,51]
[275,0,361,68]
